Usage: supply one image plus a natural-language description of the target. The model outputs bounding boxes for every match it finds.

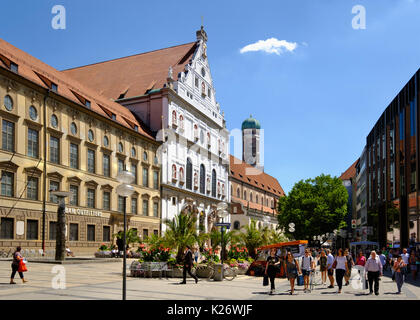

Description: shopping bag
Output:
[297,274,304,286]
[18,260,27,272]
[263,275,269,286]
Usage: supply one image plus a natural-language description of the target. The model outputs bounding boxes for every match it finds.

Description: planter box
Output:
[195,265,211,278]
[95,251,112,258]
[130,261,170,277]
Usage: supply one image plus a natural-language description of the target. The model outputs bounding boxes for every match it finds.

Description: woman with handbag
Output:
[265,248,280,295]
[10,246,28,284]
[285,251,301,295]
[334,249,349,294]
[393,255,406,294]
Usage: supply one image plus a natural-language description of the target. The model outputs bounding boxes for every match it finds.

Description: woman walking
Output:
[393,255,406,294]
[334,249,349,294]
[319,250,328,285]
[265,248,280,295]
[409,251,417,281]
[285,251,301,295]
[344,249,354,286]
[356,251,366,266]
[10,247,28,284]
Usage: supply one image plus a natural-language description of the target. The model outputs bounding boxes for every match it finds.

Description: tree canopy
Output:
[277,174,348,241]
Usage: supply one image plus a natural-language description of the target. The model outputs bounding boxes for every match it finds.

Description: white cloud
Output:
[240,38,298,55]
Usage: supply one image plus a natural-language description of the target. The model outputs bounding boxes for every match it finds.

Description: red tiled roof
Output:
[231,196,276,215]
[0,38,154,140]
[229,155,285,196]
[339,159,358,181]
[62,42,198,100]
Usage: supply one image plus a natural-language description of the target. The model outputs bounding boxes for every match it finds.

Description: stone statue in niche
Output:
[201,81,206,96]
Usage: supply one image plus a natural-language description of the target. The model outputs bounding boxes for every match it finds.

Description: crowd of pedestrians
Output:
[263,245,420,295]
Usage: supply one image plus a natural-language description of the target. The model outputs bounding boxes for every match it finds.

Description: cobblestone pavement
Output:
[0,260,419,300]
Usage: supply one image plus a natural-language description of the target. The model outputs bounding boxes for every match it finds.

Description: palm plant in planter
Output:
[163,211,197,263]
[236,219,264,259]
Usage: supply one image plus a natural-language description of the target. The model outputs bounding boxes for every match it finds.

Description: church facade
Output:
[64,27,230,233]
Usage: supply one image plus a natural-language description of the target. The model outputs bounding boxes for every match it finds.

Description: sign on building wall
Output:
[16,221,24,236]
[65,207,103,217]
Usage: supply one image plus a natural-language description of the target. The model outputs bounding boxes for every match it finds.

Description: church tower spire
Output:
[242,115,262,170]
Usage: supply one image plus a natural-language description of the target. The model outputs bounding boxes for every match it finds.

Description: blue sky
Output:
[1,0,420,193]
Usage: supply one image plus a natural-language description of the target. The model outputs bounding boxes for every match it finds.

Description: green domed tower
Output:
[242,115,262,169]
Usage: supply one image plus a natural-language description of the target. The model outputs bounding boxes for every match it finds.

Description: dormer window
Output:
[51,82,58,92]
[134,125,139,132]
[112,114,116,121]
[85,100,91,108]
[10,62,18,73]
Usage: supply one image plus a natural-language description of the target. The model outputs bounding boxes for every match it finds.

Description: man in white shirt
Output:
[365,251,383,295]
[326,249,335,288]
[301,249,315,292]
[401,248,409,265]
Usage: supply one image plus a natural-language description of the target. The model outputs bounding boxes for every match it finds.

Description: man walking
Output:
[365,251,383,295]
[301,249,315,292]
[180,245,198,284]
[326,249,335,288]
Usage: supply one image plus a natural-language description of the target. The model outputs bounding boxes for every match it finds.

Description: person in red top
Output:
[356,251,366,266]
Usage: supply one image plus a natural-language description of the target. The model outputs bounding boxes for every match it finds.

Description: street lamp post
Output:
[116,170,135,301]
[50,191,72,261]
[216,202,229,268]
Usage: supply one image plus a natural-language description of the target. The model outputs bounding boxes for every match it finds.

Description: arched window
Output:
[211,169,216,197]
[199,164,205,194]
[233,221,240,230]
[256,195,258,204]
[266,199,269,206]
[179,167,184,181]
[172,164,177,180]
[179,114,184,130]
[261,197,263,205]
[186,158,192,190]
[172,110,177,126]
[244,191,247,201]
[237,188,240,198]
[250,192,253,202]
[231,185,233,197]
[271,199,274,208]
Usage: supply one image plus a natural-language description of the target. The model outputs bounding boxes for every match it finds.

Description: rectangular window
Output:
[69,223,78,241]
[400,109,405,140]
[131,197,137,214]
[143,168,148,187]
[153,202,158,217]
[131,164,137,185]
[51,82,58,92]
[410,100,416,137]
[143,229,148,240]
[70,143,79,169]
[103,226,111,242]
[103,191,110,210]
[103,154,110,177]
[154,230,159,236]
[2,120,14,152]
[87,149,95,173]
[49,180,59,203]
[118,159,124,173]
[153,171,159,189]
[87,225,95,242]
[69,185,79,206]
[87,188,95,208]
[118,195,124,213]
[27,177,38,200]
[0,217,13,239]
[1,171,14,197]
[50,136,60,164]
[142,199,149,216]
[27,128,39,158]
[26,220,38,240]
[49,221,57,240]
[10,62,18,73]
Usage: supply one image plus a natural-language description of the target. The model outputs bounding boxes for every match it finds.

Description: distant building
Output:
[229,116,285,232]
[355,147,368,241]
[339,160,358,246]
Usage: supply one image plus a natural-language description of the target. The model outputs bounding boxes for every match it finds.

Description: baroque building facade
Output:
[0,38,161,255]
[63,27,230,233]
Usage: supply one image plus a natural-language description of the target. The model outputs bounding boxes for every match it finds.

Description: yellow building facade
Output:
[0,39,161,255]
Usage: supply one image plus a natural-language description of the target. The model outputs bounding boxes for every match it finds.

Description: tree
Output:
[209,228,238,261]
[268,229,289,244]
[163,212,197,263]
[277,174,348,241]
[113,228,141,248]
[236,219,264,259]
[145,233,165,250]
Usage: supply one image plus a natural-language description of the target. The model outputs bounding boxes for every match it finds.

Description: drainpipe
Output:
[41,89,50,255]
